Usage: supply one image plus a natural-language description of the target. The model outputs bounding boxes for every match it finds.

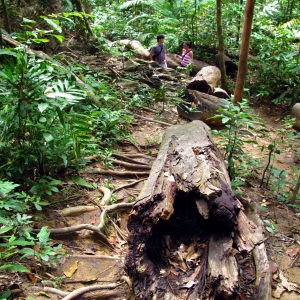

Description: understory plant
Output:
[0,180,68,274]
[212,98,260,183]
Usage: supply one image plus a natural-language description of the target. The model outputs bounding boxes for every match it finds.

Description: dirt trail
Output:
[20,101,300,300]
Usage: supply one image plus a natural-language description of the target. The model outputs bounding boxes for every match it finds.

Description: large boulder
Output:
[291,103,300,130]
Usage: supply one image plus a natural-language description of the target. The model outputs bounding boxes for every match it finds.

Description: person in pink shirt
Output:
[176,41,194,67]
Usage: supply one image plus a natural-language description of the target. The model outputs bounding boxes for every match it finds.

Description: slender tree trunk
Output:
[216,0,228,92]
[233,0,256,104]
[72,0,94,38]
[236,0,243,46]
[1,0,12,33]
[290,174,300,203]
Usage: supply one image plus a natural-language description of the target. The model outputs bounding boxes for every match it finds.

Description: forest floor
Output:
[16,98,300,300]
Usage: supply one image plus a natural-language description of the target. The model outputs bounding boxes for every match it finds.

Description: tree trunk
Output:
[233,0,256,104]
[187,66,221,94]
[125,120,270,300]
[71,0,94,38]
[1,0,12,33]
[215,54,238,77]
[216,0,228,92]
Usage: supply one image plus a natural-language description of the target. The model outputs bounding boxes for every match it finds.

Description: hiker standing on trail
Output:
[176,41,193,67]
[150,34,167,68]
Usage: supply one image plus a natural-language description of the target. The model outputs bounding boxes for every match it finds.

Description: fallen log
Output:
[167,54,210,76]
[178,90,229,126]
[215,54,238,77]
[187,66,221,94]
[212,87,230,99]
[125,120,270,300]
[117,39,150,60]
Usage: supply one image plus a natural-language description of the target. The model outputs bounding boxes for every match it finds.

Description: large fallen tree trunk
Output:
[187,66,221,94]
[178,90,229,126]
[125,120,270,300]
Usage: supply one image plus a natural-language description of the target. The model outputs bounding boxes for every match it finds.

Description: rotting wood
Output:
[124,120,270,300]
[187,66,221,94]
[212,87,230,99]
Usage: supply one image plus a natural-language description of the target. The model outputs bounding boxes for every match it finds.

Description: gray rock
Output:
[291,103,300,130]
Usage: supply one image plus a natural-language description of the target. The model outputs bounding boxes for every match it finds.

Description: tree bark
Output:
[216,0,228,92]
[187,66,221,94]
[125,121,270,300]
[1,0,12,33]
[233,0,256,104]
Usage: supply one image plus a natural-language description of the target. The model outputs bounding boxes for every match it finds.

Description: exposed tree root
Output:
[114,153,156,160]
[60,205,98,216]
[62,283,124,300]
[87,154,151,169]
[132,113,173,126]
[32,283,124,300]
[112,179,145,193]
[33,199,136,249]
[98,186,111,206]
[83,169,150,177]
[112,153,152,165]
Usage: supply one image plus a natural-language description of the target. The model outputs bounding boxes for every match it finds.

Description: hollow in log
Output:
[187,66,221,94]
[179,90,229,126]
[125,120,270,300]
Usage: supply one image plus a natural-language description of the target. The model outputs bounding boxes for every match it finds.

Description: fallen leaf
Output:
[279,270,300,293]
[270,261,278,273]
[272,284,285,298]
[38,291,51,298]
[64,261,78,277]
[286,248,300,259]
[168,175,175,182]
[181,280,197,289]
[34,242,40,253]
[27,273,37,284]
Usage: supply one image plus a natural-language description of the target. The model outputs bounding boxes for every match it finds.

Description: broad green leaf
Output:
[43,133,54,142]
[22,18,36,24]
[0,225,13,234]
[0,264,30,272]
[38,103,49,113]
[71,175,94,189]
[49,34,64,43]
[45,92,81,100]
[0,50,18,58]
[43,18,62,33]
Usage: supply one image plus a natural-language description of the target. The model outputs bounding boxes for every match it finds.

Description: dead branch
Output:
[83,169,150,177]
